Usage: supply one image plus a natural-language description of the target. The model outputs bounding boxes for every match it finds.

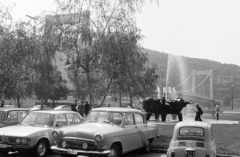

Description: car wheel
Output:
[32,139,49,157]
[108,144,120,157]
[142,139,151,153]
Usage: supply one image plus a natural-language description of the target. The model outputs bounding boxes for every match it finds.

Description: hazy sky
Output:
[2,0,240,66]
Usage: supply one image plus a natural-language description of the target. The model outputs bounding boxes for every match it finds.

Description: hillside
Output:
[143,48,240,106]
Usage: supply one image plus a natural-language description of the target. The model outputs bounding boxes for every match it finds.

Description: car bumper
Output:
[51,146,111,157]
[0,144,32,152]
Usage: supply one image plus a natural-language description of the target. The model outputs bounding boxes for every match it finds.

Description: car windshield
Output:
[179,127,204,137]
[0,111,5,122]
[21,112,55,127]
[85,111,123,125]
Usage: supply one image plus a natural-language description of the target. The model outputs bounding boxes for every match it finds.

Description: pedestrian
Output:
[195,104,203,121]
[216,105,220,120]
[138,101,142,110]
[85,101,90,116]
[77,101,85,117]
[71,100,77,111]
[1,100,4,108]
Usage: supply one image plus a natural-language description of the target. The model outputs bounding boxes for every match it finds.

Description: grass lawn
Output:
[152,113,240,155]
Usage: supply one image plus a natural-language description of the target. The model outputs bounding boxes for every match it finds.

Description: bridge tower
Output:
[191,70,213,99]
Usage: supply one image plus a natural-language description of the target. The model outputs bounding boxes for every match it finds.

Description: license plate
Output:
[68,149,77,155]
[0,144,7,148]
[186,151,195,157]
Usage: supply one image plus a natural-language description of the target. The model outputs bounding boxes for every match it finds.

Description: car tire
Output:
[31,139,49,157]
[142,139,151,153]
[108,144,120,157]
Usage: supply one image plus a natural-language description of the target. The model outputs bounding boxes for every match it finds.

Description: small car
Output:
[51,107,159,157]
[54,105,72,111]
[0,108,29,128]
[167,121,217,157]
[30,105,52,111]
[0,110,83,157]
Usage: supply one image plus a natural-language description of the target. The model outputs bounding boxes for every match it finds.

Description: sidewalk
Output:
[148,115,239,124]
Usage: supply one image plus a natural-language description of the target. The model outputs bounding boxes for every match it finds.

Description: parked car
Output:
[30,105,52,111]
[54,105,72,111]
[167,121,217,157]
[0,108,29,128]
[51,107,159,157]
[0,110,83,157]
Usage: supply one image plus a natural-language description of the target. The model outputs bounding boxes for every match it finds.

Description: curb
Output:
[150,148,240,157]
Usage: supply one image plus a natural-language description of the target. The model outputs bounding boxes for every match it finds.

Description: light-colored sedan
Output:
[167,121,217,157]
[0,110,83,157]
[54,105,72,111]
[0,108,29,128]
[51,107,159,157]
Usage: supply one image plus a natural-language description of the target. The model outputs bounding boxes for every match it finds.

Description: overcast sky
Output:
[2,0,240,66]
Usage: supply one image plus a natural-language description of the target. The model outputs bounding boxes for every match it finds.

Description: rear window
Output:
[179,127,204,137]
[0,111,5,122]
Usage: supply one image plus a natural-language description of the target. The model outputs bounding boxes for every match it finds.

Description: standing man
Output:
[71,100,77,111]
[77,101,85,117]
[216,104,220,120]
[85,101,90,116]
[195,104,203,121]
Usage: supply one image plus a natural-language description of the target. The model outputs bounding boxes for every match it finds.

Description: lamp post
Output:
[232,84,234,110]
[158,69,164,97]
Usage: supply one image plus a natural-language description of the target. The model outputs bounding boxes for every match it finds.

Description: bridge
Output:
[155,69,222,108]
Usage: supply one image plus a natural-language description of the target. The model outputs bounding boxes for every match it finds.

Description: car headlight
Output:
[22,138,28,144]
[95,134,103,142]
[52,130,59,139]
[82,143,88,149]
[62,141,66,148]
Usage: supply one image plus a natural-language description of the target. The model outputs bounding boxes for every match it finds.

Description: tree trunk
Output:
[119,90,122,107]
[128,88,133,108]
[17,95,21,108]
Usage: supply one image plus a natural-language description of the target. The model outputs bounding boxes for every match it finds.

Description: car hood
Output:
[0,124,50,137]
[60,123,122,140]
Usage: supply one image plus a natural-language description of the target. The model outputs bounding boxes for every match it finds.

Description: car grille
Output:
[59,138,97,150]
[8,137,17,144]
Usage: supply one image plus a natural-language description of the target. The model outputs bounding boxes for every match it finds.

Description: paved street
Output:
[7,150,163,157]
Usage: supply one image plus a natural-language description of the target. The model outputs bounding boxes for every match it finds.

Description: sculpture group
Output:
[142,97,192,121]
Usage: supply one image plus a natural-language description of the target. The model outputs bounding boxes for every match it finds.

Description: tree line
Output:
[0,0,160,108]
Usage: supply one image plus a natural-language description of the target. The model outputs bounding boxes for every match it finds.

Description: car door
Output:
[123,113,142,151]
[134,113,148,145]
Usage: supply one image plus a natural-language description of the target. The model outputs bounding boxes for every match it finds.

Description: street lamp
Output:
[232,84,234,110]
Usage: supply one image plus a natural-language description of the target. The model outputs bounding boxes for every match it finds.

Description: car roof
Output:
[175,121,211,129]
[0,108,29,112]
[31,110,76,114]
[92,107,143,114]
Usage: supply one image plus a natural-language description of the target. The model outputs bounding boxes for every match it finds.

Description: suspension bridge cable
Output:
[173,70,195,89]
[177,70,212,93]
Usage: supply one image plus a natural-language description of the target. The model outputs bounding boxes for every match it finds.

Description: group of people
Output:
[71,100,91,117]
